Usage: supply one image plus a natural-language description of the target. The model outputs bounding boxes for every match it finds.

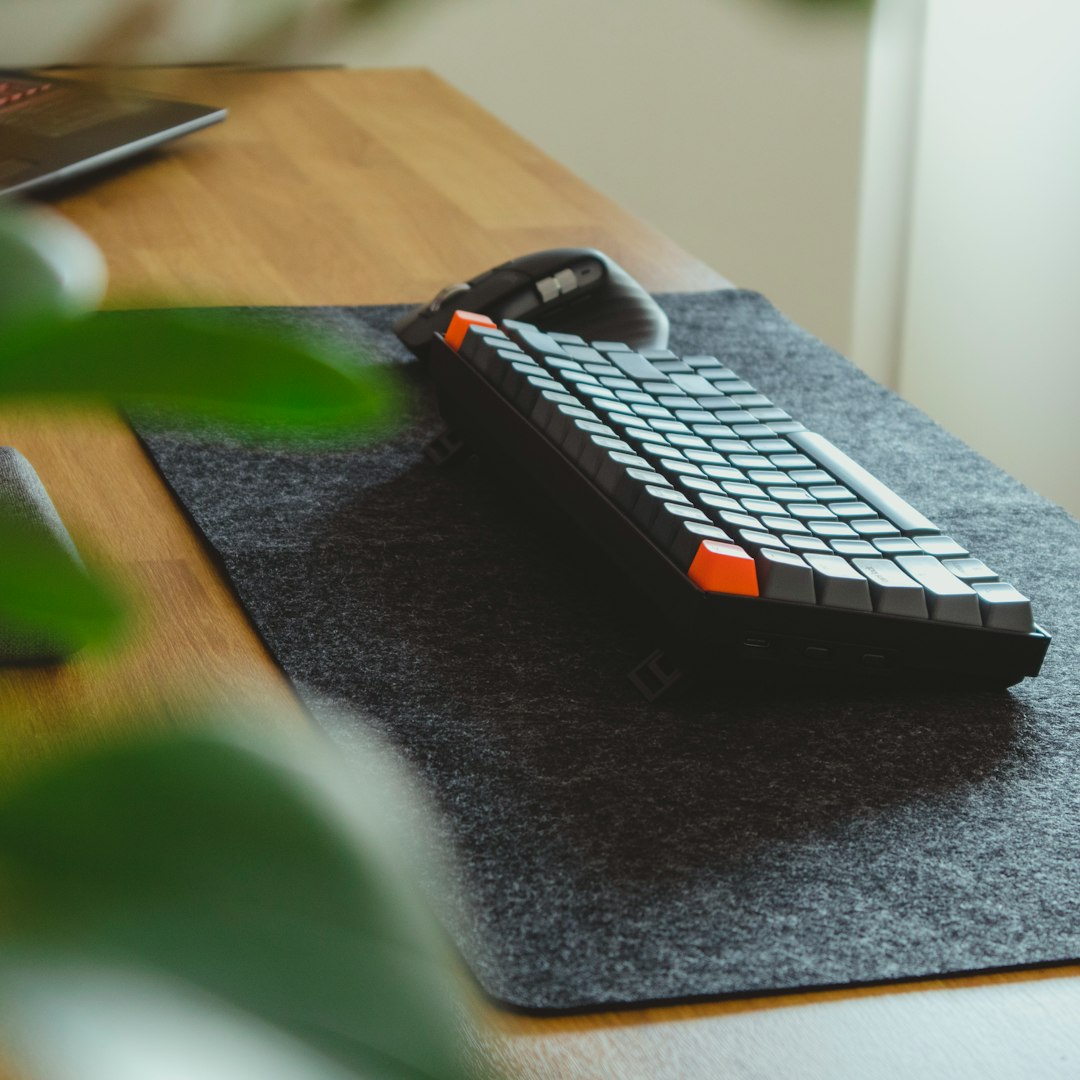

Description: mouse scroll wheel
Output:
[427,282,471,313]
[535,268,579,303]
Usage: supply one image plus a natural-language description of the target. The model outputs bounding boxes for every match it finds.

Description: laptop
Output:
[0,70,226,198]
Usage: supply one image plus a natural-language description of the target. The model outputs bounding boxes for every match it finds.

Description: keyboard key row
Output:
[448,313,1033,632]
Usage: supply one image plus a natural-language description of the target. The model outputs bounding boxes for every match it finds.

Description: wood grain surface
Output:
[7,67,1078,1077]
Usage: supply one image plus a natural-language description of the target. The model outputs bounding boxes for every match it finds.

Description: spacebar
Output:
[789,430,938,535]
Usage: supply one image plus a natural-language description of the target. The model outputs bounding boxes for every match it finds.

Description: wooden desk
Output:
[11,68,1080,1078]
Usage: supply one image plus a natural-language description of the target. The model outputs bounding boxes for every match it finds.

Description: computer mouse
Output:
[394,248,669,360]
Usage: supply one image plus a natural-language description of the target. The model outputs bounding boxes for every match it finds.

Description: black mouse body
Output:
[394,248,669,360]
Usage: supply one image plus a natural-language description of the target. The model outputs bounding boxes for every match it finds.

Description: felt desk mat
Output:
[132,292,1080,1013]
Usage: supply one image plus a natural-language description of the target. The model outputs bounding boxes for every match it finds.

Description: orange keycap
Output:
[688,539,760,596]
[445,310,498,351]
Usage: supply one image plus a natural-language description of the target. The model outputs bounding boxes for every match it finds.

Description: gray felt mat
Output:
[131,292,1080,1013]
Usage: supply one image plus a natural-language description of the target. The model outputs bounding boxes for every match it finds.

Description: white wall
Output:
[0,0,871,355]
[337,0,871,354]
[896,0,1080,515]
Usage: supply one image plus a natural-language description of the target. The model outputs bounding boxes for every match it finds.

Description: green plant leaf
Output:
[0,961,365,1080]
[0,310,399,441]
[0,512,125,657]
[0,727,489,1080]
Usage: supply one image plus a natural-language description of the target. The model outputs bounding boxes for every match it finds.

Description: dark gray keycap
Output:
[576,381,621,402]
[583,362,621,377]
[809,520,856,538]
[544,356,585,374]
[788,503,837,520]
[805,554,873,611]
[850,518,901,537]
[651,420,693,436]
[684,449,728,467]
[578,434,632,477]
[941,557,999,583]
[530,390,583,434]
[501,359,549,399]
[762,515,809,534]
[853,559,929,618]
[632,404,674,421]
[632,484,691,530]
[677,474,723,497]
[733,424,779,439]
[461,331,517,373]
[670,521,732,570]
[637,441,686,465]
[699,492,742,515]
[547,403,599,446]
[651,501,711,549]
[483,349,535,387]
[712,410,751,426]
[741,498,785,516]
[560,370,603,390]
[808,485,853,501]
[769,453,814,469]
[971,582,1035,632]
[595,450,649,495]
[783,534,831,554]
[789,430,939,535]
[739,529,790,553]
[608,351,668,382]
[701,464,743,482]
[831,502,877,520]
[872,536,921,555]
[916,535,969,558]
[755,548,815,603]
[669,373,719,396]
[716,379,754,394]
[614,389,656,405]
[610,466,669,511]
[667,434,710,450]
[746,470,792,487]
[830,538,878,557]
[895,555,982,625]
[769,487,817,503]
[787,469,834,486]
[516,373,564,412]
[592,398,637,420]
[717,510,760,531]
[564,345,609,364]
[504,322,570,357]
[599,376,637,391]
[562,419,615,459]
[722,481,766,499]
[729,454,771,469]
[658,458,705,479]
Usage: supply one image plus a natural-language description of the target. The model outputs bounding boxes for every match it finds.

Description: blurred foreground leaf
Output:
[0,963,364,1080]
[0,512,125,656]
[0,310,398,441]
[0,727,487,1080]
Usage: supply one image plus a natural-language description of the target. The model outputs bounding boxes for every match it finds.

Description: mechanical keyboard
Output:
[426,309,1051,693]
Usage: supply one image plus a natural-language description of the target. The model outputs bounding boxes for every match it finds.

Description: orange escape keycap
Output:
[445,310,498,351]
[688,539,760,596]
